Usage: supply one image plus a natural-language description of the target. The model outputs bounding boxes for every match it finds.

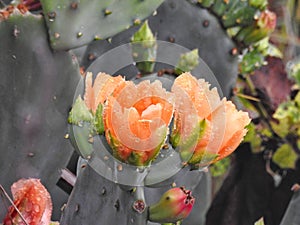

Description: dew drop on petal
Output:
[34,204,40,213]
[25,201,33,212]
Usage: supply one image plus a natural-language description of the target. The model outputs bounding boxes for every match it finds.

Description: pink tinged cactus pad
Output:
[149,187,195,223]
[3,178,52,225]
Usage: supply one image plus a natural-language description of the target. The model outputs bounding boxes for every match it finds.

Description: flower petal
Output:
[83,72,94,111]
[83,72,125,113]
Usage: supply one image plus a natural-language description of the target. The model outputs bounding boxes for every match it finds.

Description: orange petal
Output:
[94,74,124,107]
[219,101,251,151]
[83,72,94,111]
[217,129,248,161]
[84,72,125,113]
[172,72,222,120]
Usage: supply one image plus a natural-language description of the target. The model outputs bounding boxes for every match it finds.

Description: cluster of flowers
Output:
[78,72,251,167]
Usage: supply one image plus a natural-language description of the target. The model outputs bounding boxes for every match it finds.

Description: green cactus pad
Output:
[0,9,81,219]
[40,0,164,50]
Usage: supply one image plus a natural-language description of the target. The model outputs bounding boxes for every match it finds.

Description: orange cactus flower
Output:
[84,72,125,113]
[171,72,251,167]
[104,79,174,166]
[3,178,52,225]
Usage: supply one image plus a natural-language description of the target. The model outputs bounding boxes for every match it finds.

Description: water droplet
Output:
[77,32,83,38]
[25,201,32,212]
[34,204,40,213]
[17,217,23,223]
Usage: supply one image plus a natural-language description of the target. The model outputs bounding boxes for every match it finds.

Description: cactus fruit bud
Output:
[131,20,157,74]
[149,187,195,223]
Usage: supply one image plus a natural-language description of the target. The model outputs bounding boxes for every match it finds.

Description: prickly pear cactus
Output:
[60,0,238,224]
[0,0,273,224]
[0,6,81,220]
[40,0,164,50]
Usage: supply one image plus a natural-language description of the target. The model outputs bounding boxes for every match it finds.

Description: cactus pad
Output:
[40,0,164,50]
[0,7,81,220]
